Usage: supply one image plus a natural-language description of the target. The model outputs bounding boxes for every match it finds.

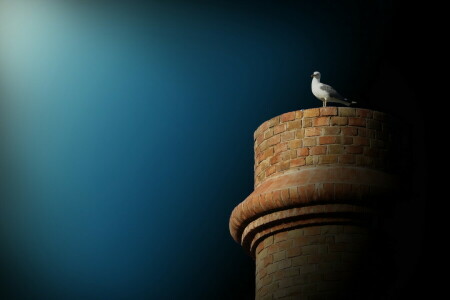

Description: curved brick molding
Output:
[229,107,398,299]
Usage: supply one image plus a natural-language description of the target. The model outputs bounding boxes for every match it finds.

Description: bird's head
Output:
[311,71,321,79]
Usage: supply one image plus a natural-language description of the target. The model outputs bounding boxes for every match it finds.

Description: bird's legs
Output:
[323,99,327,107]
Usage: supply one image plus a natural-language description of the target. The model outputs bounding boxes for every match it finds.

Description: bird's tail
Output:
[344,98,357,106]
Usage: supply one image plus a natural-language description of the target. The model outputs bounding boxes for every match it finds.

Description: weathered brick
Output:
[305,127,321,137]
[289,149,297,159]
[330,116,348,126]
[322,126,340,135]
[287,119,302,130]
[303,138,317,147]
[281,111,295,122]
[281,131,295,142]
[288,139,302,149]
[341,127,358,136]
[313,116,330,127]
[310,146,327,155]
[348,117,366,127]
[267,134,281,146]
[297,147,309,156]
[295,129,304,139]
[303,118,312,127]
[273,251,286,262]
[338,107,356,117]
[292,255,308,266]
[290,157,306,167]
[304,108,320,117]
[356,108,373,118]
[328,144,344,154]
[295,110,303,119]
[319,136,337,145]
[320,107,338,116]
[265,165,276,176]
[274,231,289,243]
[274,123,286,134]
[277,160,290,171]
[277,258,292,270]
[263,254,274,267]
[264,128,274,139]
[286,247,302,258]
[274,142,288,154]
[345,145,363,154]
[270,153,282,165]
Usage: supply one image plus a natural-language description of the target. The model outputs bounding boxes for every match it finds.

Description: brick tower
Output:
[229,107,398,299]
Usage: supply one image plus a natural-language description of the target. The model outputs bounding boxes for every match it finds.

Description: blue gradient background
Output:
[0,1,427,299]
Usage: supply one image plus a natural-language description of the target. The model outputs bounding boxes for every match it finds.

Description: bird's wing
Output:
[320,84,346,100]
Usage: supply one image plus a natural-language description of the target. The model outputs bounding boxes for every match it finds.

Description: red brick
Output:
[281,111,295,122]
[341,127,358,136]
[274,142,288,154]
[313,117,330,127]
[356,109,373,118]
[328,144,344,154]
[274,231,289,243]
[281,131,295,142]
[295,130,304,139]
[310,146,327,155]
[297,147,309,156]
[348,117,366,127]
[330,116,348,126]
[290,157,306,167]
[287,120,301,130]
[281,151,291,161]
[323,126,340,135]
[269,116,280,127]
[345,146,363,154]
[342,137,354,145]
[267,135,281,146]
[338,107,356,117]
[277,161,290,171]
[288,140,302,149]
[262,147,274,160]
[303,118,312,127]
[319,136,337,145]
[265,165,276,176]
[270,153,282,165]
[303,138,316,147]
[264,128,274,139]
[286,247,302,258]
[304,108,320,117]
[320,107,338,116]
[305,127,321,137]
[289,149,297,159]
[274,124,286,134]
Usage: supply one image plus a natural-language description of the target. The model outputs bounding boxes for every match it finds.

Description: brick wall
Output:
[255,225,371,300]
[230,107,398,300]
[253,107,393,188]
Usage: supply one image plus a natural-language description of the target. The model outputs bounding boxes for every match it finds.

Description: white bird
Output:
[311,71,356,107]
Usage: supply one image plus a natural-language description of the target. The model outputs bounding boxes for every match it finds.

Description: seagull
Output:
[311,71,356,107]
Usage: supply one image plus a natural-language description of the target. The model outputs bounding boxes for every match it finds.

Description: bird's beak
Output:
[311,74,314,78]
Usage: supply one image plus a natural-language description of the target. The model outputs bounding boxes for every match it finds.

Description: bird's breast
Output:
[311,83,328,100]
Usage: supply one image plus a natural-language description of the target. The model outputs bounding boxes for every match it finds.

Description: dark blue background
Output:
[0,0,428,299]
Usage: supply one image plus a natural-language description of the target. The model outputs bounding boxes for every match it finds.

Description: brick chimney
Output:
[229,107,399,299]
